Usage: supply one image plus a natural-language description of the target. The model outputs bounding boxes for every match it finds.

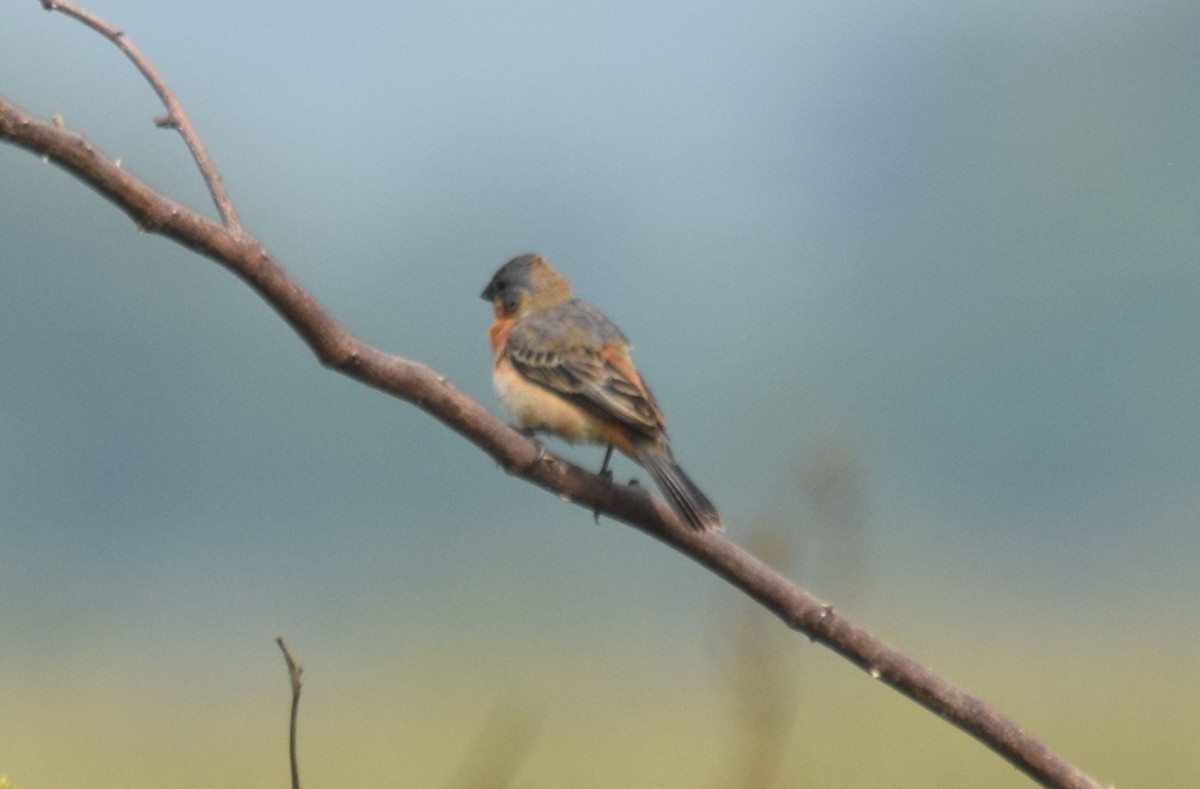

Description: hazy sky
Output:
[2,1,1198,785]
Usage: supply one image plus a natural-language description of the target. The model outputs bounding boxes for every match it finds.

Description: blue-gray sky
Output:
[2,1,1198,786]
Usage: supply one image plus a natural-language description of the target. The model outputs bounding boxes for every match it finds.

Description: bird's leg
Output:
[593,444,616,524]
[598,444,615,482]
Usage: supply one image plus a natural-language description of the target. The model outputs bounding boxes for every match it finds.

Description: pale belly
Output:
[493,362,607,445]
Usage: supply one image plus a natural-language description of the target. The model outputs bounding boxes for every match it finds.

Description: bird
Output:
[481,253,722,531]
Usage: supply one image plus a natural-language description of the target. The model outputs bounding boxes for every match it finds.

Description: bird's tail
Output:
[635,443,722,532]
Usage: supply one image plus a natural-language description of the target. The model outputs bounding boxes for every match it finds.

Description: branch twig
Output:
[0,5,1107,788]
[39,0,242,230]
[276,637,303,789]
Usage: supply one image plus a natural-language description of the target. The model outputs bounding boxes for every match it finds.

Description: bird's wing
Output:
[505,301,664,437]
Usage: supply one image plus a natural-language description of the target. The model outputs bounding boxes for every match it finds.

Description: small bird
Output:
[482,253,722,531]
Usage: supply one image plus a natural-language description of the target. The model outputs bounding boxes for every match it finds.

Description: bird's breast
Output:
[492,357,612,445]
[488,315,516,361]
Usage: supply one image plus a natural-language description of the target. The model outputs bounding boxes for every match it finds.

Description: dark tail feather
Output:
[636,445,722,531]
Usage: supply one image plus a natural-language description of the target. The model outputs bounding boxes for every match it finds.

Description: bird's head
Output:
[481,254,573,318]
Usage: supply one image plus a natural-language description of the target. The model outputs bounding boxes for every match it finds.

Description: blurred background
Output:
[2,0,1198,786]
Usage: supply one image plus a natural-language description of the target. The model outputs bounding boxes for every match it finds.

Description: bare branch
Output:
[276,637,303,789]
[39,0,242,230]
[0,8,1108,788]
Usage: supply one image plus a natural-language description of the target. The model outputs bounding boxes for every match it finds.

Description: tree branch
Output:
[0,6,1106,788]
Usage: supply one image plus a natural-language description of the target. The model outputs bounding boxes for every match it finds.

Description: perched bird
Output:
[481,253,722,531]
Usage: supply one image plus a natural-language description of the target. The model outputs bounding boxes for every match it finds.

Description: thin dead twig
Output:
[40,0,242,230]
[275,637,303,789]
